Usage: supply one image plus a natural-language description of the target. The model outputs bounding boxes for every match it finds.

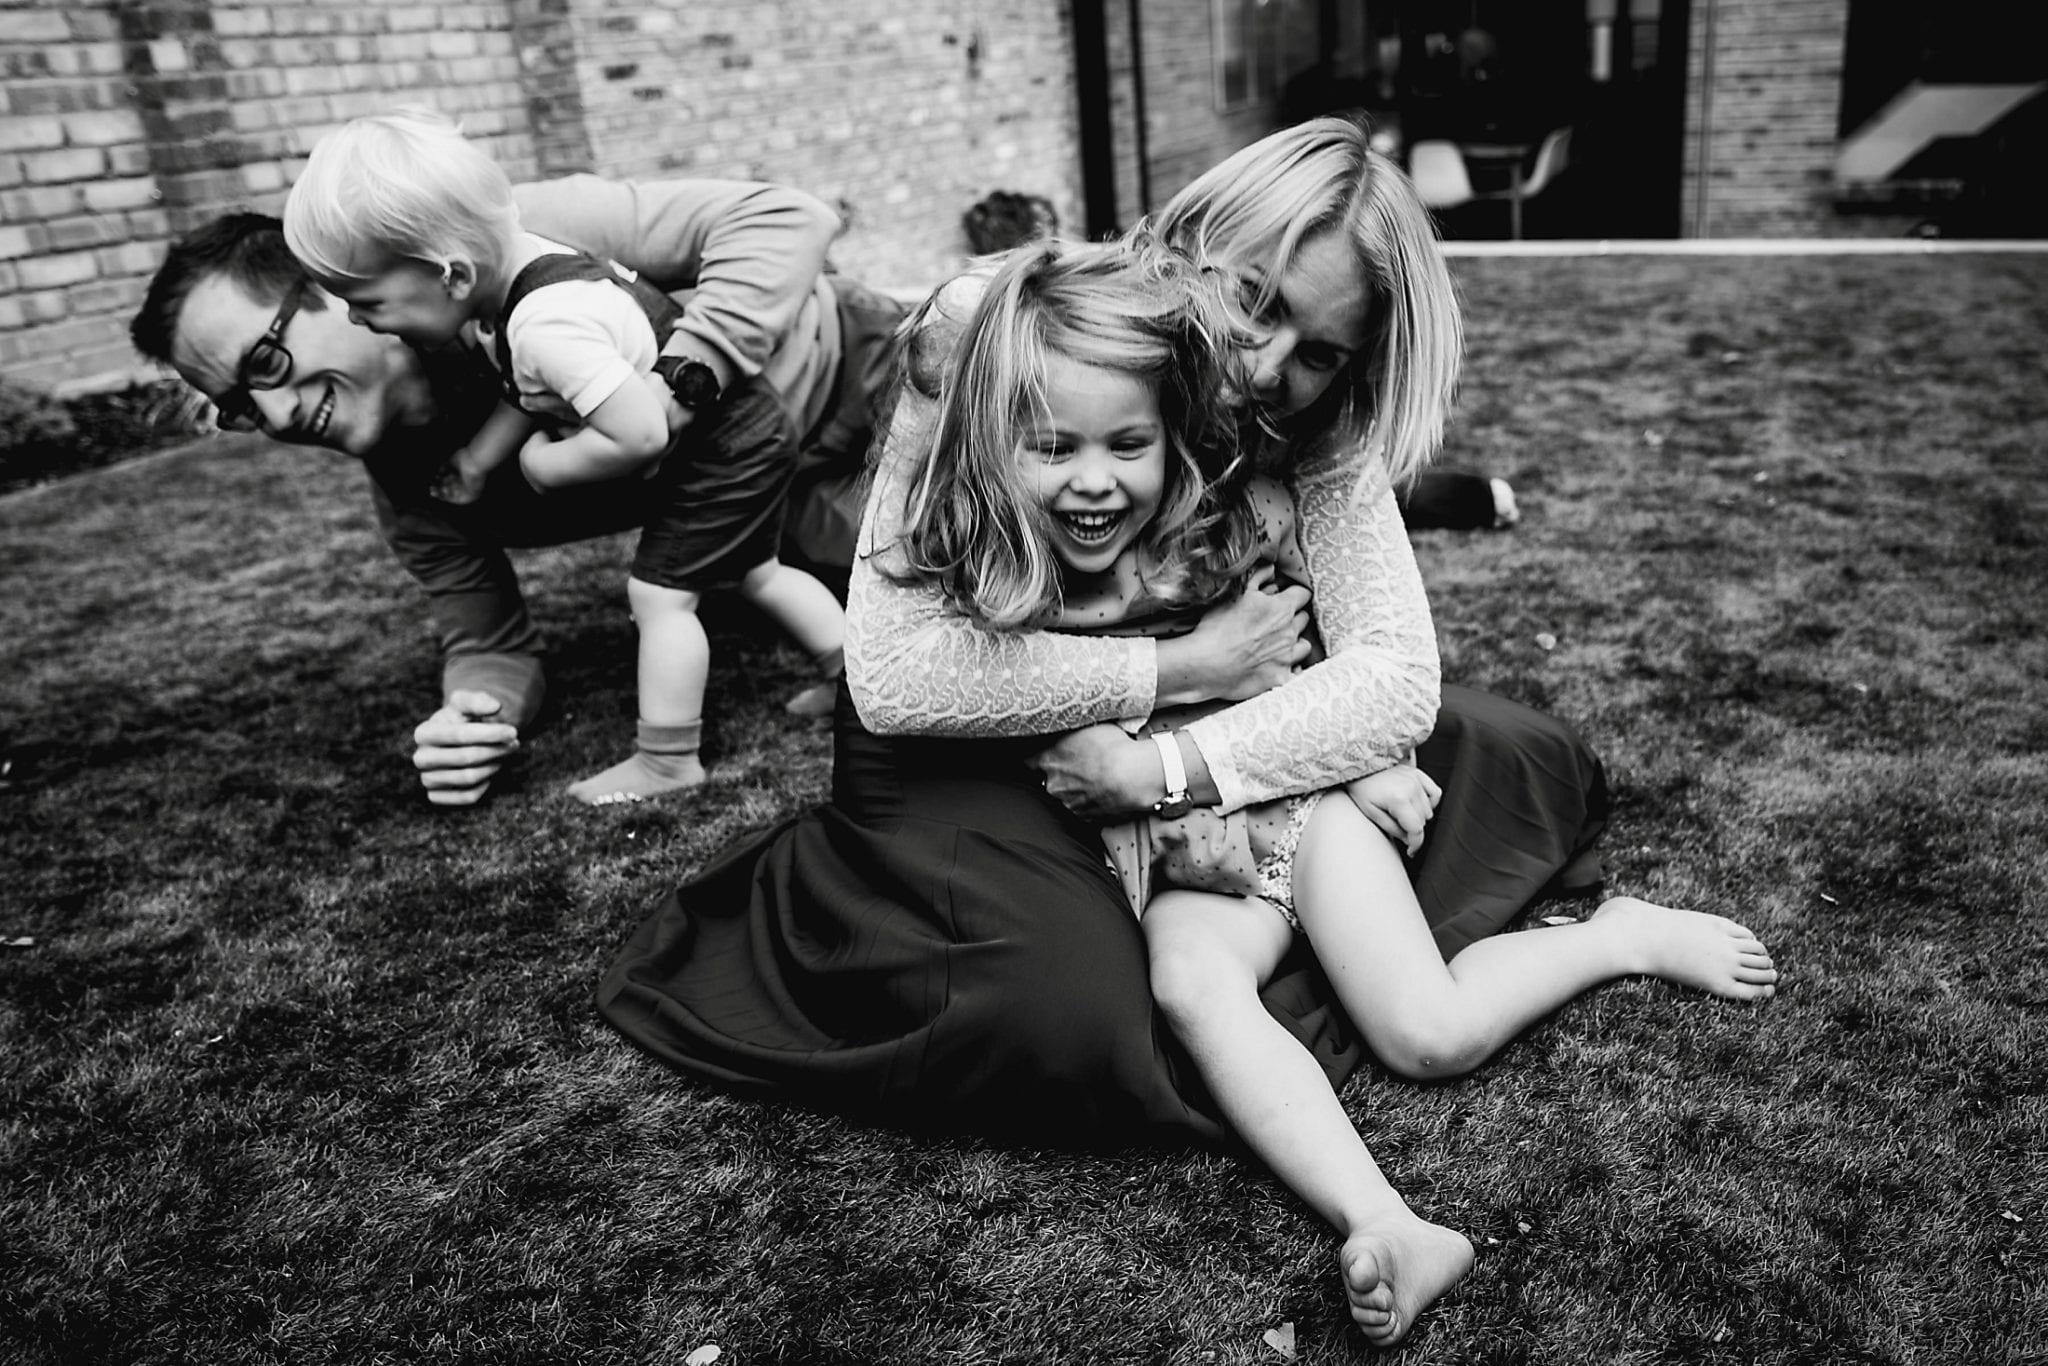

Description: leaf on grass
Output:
[1534,632,1557,651]
[1262,1321,1295,1359]
[685,1346,722,1366]
[3,936,33,949]
[1516,1220,1532,1234]
[2000,1210,2022,1223]
[1819,893,1839,905]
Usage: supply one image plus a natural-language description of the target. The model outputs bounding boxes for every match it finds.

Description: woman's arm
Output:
[1179,445,1442,812]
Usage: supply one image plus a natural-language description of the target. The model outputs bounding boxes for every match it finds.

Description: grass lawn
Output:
[4,251,2045,1365]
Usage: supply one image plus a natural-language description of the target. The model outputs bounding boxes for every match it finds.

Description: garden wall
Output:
[0,0,1084,394]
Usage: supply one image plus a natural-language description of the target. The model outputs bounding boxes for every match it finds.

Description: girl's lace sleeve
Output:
[843,278,1157,738]
[1180,442,1442,813]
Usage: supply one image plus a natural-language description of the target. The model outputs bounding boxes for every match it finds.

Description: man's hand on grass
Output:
[413,689,520,806]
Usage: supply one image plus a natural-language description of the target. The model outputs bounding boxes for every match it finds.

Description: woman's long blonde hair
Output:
[891,237,1262,631]
[1146,115,1462,491]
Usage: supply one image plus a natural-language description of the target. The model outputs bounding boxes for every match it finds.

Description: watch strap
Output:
[1150,731,1192,818]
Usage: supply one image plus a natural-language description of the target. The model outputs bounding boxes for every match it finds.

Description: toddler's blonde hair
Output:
[283,109,520,290]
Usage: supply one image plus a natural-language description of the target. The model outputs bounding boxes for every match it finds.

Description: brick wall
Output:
[1681,0,1853,237]
[0,0,535,393]
[560,2,1082,293]
[0,0,1081,396]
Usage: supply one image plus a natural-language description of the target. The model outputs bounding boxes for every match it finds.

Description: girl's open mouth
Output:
[1057,509,1127,545]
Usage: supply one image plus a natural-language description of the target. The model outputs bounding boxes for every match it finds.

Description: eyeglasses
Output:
[213,279,307,432]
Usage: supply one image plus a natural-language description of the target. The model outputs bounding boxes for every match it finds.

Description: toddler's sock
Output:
[783,646,844,719]
[566,720,705,805]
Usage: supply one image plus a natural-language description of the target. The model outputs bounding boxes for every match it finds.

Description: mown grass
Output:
[4,252,2045,1364]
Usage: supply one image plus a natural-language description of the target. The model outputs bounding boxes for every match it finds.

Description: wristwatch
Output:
[653,355,723,411]
[1150,731,1194,820]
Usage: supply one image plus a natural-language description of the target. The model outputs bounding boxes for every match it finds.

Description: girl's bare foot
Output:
[1340,1212,1474,1348]
[1591,896,1779,1000]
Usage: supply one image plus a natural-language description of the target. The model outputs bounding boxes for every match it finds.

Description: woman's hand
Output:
[1029,724,1160,821]
[1156,565,1313,707]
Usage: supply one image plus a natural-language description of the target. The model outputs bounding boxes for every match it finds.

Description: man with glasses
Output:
[130,176,904,806]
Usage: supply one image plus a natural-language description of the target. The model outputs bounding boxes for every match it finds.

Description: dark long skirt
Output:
[595,683,1609,1148]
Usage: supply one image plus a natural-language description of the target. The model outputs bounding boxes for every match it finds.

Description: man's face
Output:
[168,272,433,458]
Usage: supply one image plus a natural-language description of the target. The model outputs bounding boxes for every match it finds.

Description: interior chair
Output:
[1407,139,1476,210]
[1477,126,1573,238]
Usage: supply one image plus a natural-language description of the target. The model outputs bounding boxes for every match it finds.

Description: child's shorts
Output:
[630,378,804,593]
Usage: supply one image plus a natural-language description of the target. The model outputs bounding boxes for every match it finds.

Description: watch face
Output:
[668,360,721,409]
[1152,795,1194,821]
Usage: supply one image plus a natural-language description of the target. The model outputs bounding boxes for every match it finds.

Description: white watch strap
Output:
[1151,730,1188,800]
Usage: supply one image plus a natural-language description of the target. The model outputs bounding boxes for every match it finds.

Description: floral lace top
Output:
[843,273,1442,816]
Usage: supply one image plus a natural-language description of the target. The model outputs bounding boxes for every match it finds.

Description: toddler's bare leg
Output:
[736,557,844,715]
[1145,890,1474,1345]
[566,577,709,804]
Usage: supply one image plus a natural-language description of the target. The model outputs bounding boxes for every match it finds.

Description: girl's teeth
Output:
[1062,511,1121,543]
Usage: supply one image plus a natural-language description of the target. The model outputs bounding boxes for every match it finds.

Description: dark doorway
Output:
[1274,1,1696,238]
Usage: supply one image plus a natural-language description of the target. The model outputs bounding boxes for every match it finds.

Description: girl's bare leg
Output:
[1144,890,1475,1346]
[1293,797,1778,1082]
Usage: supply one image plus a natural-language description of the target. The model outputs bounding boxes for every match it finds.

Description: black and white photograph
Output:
[4,2,2043,1361]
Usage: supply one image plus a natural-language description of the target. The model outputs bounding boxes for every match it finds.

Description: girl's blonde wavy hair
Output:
[1144,115,1462,493]
[892,237,1263,632]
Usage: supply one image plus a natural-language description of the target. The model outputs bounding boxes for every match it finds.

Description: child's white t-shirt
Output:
[480,236,662,429]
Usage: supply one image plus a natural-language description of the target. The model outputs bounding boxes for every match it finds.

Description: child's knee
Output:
[1144,912,1248,1027]
[1371,1017,1485,1082]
